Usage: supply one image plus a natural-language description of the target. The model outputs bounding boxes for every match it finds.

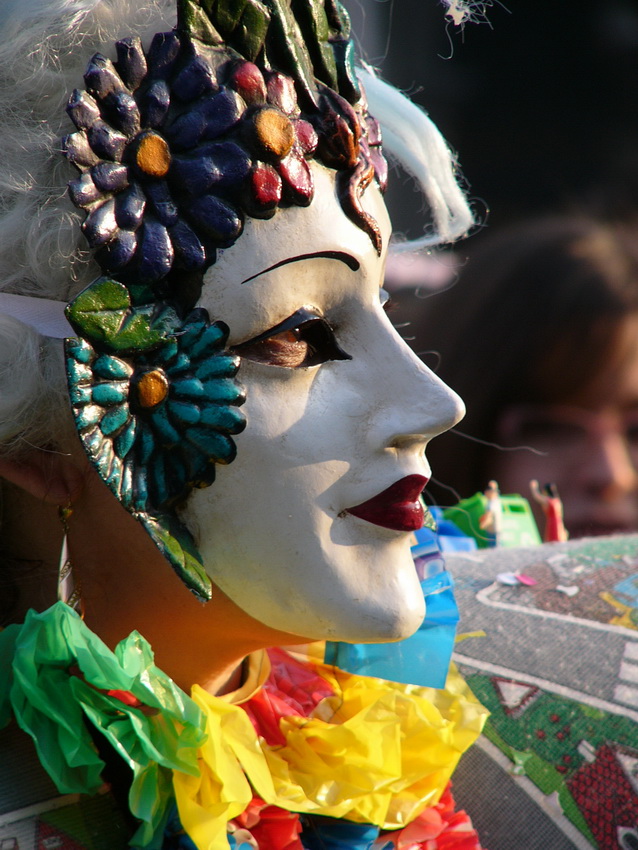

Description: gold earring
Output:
[58,503,82,614]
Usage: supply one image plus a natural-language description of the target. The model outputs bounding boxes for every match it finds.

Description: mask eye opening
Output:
[233,307,351,368]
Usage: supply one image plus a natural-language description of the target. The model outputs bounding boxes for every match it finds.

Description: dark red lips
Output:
[346,474,428,532]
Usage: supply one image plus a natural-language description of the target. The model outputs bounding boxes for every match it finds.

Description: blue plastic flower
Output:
[62,33,324,288]
[300,814,380,849]
[66,308,246,512]
[63,32,250,285]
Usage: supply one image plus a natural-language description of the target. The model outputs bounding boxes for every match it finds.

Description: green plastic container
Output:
[443,492,541,548]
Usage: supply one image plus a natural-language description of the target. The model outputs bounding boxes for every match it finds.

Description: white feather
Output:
[360,68,474,249]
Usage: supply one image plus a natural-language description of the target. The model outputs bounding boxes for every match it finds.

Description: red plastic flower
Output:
[374,785,486,850]
[233,797,304,850]
[242,647,334,746]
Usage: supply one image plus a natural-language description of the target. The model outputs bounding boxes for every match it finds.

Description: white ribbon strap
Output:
[0,293,74,338]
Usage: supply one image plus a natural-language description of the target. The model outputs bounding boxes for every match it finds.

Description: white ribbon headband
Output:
[0,293,74,338]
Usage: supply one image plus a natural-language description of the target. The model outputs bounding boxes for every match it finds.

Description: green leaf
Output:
[267,0,318,108]
[177,0,224,44]
[217,0,247,31]
[177,0,361,108]
[178,0,269,55]
[291,0,337,90]
[138,512,212,602]
[238,1,271,61]
[65,277,180,354]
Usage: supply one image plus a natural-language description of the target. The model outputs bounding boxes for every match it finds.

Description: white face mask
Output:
[180,164,464,642]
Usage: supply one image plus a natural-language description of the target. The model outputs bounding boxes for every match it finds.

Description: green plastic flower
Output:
[0,602,206,847]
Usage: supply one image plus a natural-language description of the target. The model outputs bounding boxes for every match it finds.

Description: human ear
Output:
[0,448,85,505]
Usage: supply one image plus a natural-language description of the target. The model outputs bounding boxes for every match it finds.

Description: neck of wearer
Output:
[4,474,307,697]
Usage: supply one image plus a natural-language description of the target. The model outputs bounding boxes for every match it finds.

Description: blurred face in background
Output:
[492,314,638,538]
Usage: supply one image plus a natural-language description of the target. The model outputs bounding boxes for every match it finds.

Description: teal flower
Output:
[66,308,246,513]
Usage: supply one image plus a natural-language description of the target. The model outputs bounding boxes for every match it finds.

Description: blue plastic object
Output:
[426,505,477,552]
[324,530,459,688]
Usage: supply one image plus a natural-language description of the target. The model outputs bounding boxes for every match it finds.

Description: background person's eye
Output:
[234,309,352,368]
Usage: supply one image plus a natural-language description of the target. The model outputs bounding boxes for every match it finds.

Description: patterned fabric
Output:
[449,534,638,850]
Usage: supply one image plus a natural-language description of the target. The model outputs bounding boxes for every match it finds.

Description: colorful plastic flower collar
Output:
[173,648,488,847]
[0,603,488,850]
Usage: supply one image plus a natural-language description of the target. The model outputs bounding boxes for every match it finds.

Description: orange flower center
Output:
[253,108,295,159]
[136,369,169,408]
[136,133,171,177]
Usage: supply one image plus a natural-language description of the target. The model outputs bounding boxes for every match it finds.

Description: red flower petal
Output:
[375,785,486,850]
[294,119,318,155]
[366,115,383,147]
[266,646,334,712]
[266,71,298,115]
[235,798,304,850]
[228,60,267,104]
[250,805,304,850]
[370,148,388,193]
[250,162,282,211]
[243,647,335,745]
[106,689,143,707]
[278,152,314,205]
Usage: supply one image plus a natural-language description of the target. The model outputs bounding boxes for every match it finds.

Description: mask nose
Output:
[584,430,638,501]
[369,332,466,453]
[386,381,465,451]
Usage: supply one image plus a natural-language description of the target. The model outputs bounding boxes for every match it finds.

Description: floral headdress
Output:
[63,0,388,599]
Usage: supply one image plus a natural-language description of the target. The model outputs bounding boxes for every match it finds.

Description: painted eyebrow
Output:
[241,250,360,284]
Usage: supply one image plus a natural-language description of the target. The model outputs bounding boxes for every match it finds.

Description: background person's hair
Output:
[407,214,638,503]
